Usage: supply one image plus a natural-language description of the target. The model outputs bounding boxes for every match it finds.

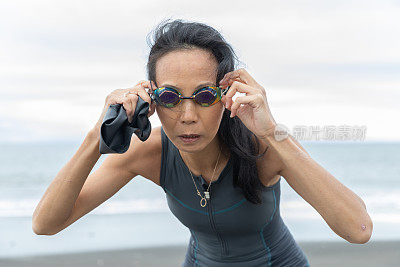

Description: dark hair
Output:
[146,18,268,204]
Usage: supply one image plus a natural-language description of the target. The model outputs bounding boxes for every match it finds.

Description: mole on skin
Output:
[346,224,367,240]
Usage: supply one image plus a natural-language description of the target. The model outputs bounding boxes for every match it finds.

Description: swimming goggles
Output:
[150,85,230,108]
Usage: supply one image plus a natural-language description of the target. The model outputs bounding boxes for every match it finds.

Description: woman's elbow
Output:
[348,219,373,244]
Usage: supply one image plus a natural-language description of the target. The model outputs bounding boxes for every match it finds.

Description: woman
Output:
[32,19,373,266]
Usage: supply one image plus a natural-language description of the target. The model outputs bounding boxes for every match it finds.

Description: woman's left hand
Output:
[219,68,277,140]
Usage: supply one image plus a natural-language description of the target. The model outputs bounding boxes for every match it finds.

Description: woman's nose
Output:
[178,100,199,122]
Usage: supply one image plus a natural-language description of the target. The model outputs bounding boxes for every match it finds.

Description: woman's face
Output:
[155,48,225,153]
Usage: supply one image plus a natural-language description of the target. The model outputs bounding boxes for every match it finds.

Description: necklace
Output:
[186,145,222,208]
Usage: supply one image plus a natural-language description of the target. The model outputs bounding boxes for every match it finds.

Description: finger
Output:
[148,80,158,104]
[123,94,138,123]
[230,94,262,118]
[223,68,257,87]
[149,80,159,104]
[224,81,259,109]
[135,90,152,112]
[147,102,156,117]
[221,73,248,89]
[222,74,267,101]
[135,80,148,87]
[135,81,154,111]
[219,72,237,87]
[149,80,157,93]
[220,68,260,88]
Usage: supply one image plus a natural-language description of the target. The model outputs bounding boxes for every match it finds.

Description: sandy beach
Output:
[1,240,399,267]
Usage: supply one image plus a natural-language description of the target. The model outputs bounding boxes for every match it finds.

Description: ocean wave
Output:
[1,194,399,223]
[0,198,169,217]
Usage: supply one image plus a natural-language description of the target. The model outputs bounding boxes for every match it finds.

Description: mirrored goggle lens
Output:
[195,87,217,105]
[158,89,180,107]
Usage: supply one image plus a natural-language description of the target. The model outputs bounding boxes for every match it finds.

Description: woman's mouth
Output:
[179,134,201,143]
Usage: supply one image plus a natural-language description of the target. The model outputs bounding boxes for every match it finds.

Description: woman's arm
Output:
[32,130,103,235]
[260,131,373,244]
[217,68,372,243]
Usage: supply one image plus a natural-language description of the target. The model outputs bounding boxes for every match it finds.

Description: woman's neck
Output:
[179,136,229,178]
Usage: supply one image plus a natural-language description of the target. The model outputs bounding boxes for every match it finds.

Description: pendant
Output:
[204,191,210,200]
[200,197,207,207]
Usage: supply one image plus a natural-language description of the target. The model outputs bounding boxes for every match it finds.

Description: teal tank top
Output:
[160,126,310,266]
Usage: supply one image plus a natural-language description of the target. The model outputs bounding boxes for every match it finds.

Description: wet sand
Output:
[1,240,399,267]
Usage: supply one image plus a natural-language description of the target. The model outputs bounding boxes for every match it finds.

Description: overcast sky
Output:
[1,0,399,143]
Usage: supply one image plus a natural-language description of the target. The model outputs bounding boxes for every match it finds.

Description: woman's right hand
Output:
[92,80,157,135]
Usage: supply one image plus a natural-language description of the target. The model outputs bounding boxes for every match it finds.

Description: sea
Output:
[0,141,399,258]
